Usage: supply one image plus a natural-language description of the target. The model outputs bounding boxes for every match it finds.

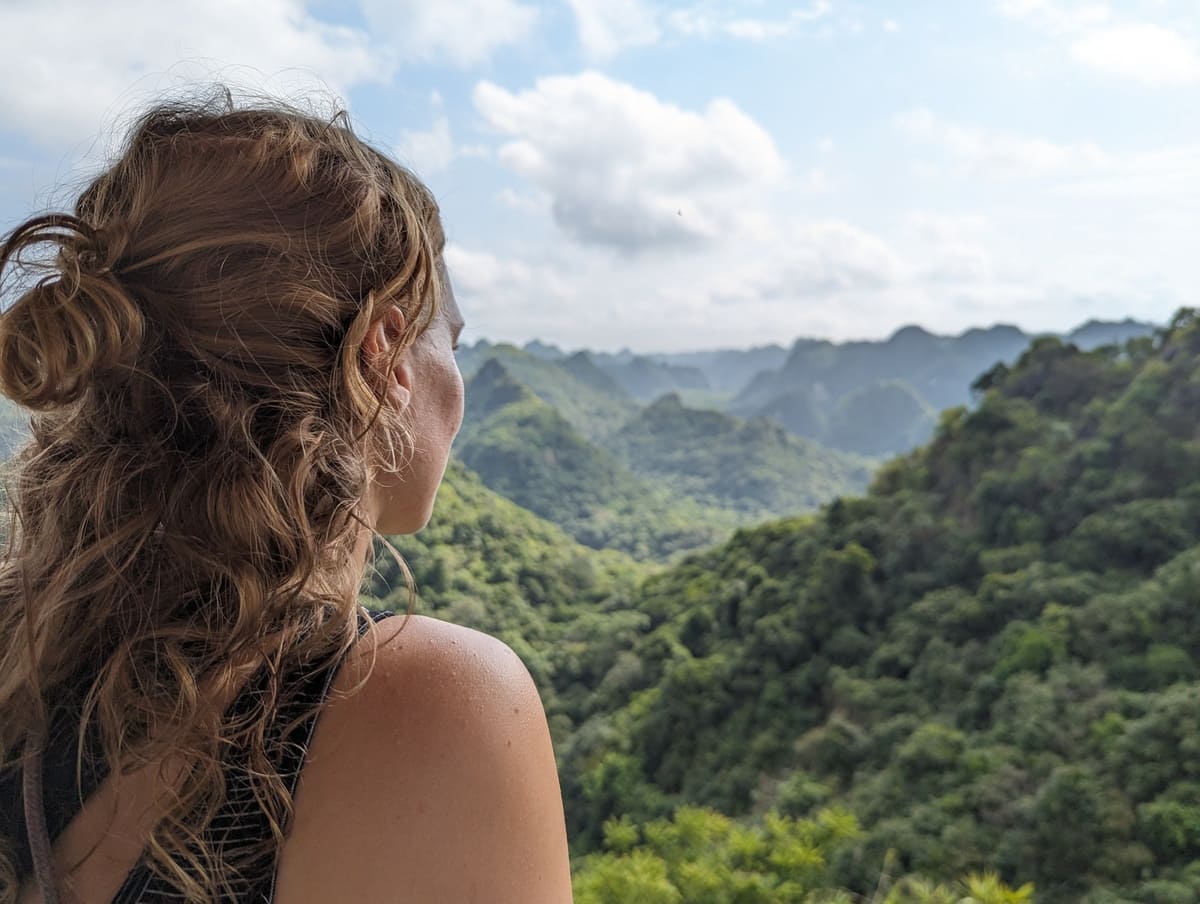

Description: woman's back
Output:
[12,609,572,903]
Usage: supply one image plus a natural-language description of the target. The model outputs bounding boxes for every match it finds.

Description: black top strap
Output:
[2,606,396,903]
[22,726,61,904]
[0,665,111,881]
[112,606,395,903]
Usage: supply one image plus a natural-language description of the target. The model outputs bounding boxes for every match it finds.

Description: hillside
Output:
[588,352,711,403]
[384,472,1010,899]
[456,362,743,559]
[460,360,877,560]
[652,343,791,394]
[457,342,637,440]
[602,392,872,518]
[825,380,939,457]
[373,460,655,741]
[561,311,1200,901]
[459,319,1157,464]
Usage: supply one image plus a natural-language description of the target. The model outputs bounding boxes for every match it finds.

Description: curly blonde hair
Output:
[0,89,445,902]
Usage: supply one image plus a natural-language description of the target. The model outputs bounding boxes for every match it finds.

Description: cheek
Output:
[424,352,464,445]
[451,366,465,429]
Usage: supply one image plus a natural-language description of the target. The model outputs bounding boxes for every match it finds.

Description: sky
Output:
[0,0,1197,353]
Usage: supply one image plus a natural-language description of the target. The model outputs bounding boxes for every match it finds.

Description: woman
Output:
[0,92,573,903]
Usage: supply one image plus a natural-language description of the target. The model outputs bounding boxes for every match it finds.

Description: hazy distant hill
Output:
[650,344,791,394]
[522,339,565,361]
[558,350,632,400]
[515,341,715,405]
[738,323,1031,416]
[1065,316,1159,349]
[457,342,637,441]
[464,318,1157,461]
[586,352,711,403]
[459,358,535,425]
[825,379,939,457]
[602,392,872,518]
[728,318,1158,455]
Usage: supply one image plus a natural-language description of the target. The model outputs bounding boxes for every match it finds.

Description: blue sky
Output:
[1,0,1197,352]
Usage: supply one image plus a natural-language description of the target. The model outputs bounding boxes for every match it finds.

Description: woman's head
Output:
[0,90,461,901]
[2,96,463,539]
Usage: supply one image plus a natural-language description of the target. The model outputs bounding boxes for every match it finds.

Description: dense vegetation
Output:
[606,393,872,517]
[557,310,1200,902]
[456,341,638,440]
[570,805,1034,902]
[455,357,871,559]
[456,360,747,558]
[370,463,1038,901]
[365,460,651,740]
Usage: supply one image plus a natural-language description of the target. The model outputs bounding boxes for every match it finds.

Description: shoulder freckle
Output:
[341,615,534,733]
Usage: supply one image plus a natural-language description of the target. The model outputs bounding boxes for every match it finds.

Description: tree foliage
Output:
[560,311,1200,901]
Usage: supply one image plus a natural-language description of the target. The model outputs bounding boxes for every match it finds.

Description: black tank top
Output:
[1,606,397,902]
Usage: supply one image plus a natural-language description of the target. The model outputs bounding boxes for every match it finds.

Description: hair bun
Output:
[0,213,145,409]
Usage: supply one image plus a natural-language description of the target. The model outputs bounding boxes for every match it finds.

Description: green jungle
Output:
[3,313,1195,902]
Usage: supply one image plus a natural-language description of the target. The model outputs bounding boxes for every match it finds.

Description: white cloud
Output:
[445,244,540,296]
[444,243,578,342]
[443,194,1179,351]
[360,0,539,67]
[751,221,908,298]
[1048,143,1200,201]
[998,0,1200,84]
[440,193,981,350]
[495,187,547,213]
[666,1,833,41]
[800,168,833,192]
[472,71,786,252]
[0,0,386,148]
[997,0,1112,33]
[566,0,661,60]
[564,0,835,55]
[1070,23,1200,84]
[905,211,990,243]
[896,108,1200,206]
[446,220,915,351]
[904,212,996,284]
[397,116,457,175]
[923,245,996,284]
[896,108,1110,179]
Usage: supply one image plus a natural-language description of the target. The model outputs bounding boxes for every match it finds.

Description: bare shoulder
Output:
[272,613,574,904]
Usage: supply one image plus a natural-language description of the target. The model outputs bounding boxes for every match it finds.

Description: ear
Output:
[362,306,412,412]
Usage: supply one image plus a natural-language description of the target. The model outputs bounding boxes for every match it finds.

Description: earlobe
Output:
[391,357,414,412]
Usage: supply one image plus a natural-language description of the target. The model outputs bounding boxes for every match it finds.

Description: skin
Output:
[19,258,575,903]
[358,258,467,538]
